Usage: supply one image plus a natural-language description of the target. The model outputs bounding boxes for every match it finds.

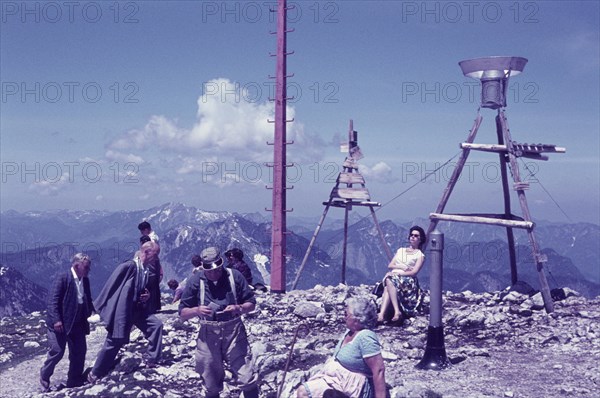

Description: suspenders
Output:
[199,269,237,306]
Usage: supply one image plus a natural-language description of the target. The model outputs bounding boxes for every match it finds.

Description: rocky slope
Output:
[0,285,598,398]
[0,267,47,318]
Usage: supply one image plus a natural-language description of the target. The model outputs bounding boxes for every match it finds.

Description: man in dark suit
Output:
[40,253,94,391]
[88,241,163,382]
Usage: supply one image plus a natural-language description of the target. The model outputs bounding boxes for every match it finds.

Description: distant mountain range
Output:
[0,203,598,315]
[0,266,47,318]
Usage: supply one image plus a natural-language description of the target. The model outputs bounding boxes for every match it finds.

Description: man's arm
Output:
[48,274,67,333]
[223,301,255,315]
[178,273,214,321]
[223,270,256,315]
[83,277,95,314]
[180,305,215,321]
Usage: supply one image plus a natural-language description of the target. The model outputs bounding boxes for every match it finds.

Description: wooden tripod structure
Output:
[427,109,565,313]
[291,120,393,289]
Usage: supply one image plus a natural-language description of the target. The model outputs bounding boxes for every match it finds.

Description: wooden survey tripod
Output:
[291,120,393,289]
[428,109,565,313]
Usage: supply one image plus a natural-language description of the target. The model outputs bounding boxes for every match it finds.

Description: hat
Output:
[200,247,223,270]
[225,248,244,260]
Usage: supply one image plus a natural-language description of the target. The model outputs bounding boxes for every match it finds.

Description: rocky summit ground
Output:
[0,284,599,398]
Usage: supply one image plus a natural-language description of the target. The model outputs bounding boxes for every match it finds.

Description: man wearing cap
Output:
[88,240,163,382]
[179,247,259,398]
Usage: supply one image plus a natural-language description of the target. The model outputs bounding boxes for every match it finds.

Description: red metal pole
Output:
[270,0,287,293]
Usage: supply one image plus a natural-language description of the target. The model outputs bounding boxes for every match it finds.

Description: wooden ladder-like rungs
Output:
[342,160,359,170]
[332,187,371,201]
[337,172,365,185]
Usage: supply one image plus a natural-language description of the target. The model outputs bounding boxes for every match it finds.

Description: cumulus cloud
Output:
[106,78,326,170]
[28,175,69,196]
[104,149,145,164]
[359,162,397,184]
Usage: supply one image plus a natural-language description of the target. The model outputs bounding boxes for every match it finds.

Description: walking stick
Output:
[277,323,310,398]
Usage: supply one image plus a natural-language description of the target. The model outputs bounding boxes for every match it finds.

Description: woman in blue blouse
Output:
[296,296,386,398]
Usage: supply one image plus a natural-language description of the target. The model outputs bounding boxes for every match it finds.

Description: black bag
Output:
[371,281,384,298]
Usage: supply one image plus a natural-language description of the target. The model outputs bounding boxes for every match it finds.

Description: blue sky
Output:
[1,0,598,225]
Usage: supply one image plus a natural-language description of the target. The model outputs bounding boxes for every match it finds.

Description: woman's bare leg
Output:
[378,282,390,322]
[386,279,402,321]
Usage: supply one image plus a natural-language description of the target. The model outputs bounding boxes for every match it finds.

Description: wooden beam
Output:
[497,111,554,313]
[338,172,365,185]
[326,200,381,208]
[332,187,370,201]
[291,203,331,290]
[495,114,519,285]
[427,114,483,241]
[460,143,508,153]
[460,142,566,155]
[429,212,534,229]
[513,182,530,190]
[342,160,359,170]
[513,143,566,153]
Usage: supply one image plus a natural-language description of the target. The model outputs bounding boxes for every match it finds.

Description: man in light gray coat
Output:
[88,241,163,381]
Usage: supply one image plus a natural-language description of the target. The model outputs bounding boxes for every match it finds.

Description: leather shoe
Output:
[87,371,99,384]
[39,377,50,392]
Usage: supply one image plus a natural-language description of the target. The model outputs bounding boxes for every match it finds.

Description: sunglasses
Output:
[409,233,421,238]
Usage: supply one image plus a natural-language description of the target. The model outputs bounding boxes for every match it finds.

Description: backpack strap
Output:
[199,278,205,307]
[228,269,237,304]
[199,270,236,306]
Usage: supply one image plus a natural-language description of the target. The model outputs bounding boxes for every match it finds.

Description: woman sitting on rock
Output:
[296,296,386,398]
[377,226,426,323]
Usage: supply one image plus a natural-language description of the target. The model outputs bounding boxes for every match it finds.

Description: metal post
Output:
[341,205,349,284]
[416,229,450,370]
[270,0,288,293]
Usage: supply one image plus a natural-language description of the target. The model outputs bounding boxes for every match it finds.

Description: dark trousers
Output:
[40,326,87,386]
[92,311,163,377]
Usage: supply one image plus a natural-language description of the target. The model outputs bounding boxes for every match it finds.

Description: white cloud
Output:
[106,78,325,167]
[28,175,69,196]
[175,156,219,175]
[359,162,397,184]
[104,149,145,164]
